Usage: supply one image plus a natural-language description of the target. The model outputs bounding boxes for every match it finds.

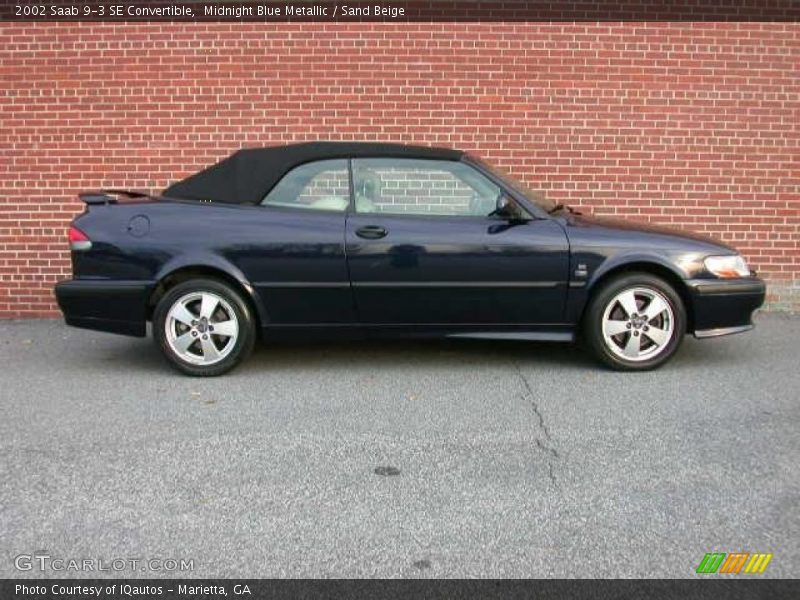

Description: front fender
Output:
[567,250,693,325]
[585,251,690,290]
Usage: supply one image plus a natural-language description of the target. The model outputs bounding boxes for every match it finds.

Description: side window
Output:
[352,158,502,217]
[261,159,349,212]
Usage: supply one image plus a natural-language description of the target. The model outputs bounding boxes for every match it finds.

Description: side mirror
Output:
[495,194,511,215]
[493,194,524,220]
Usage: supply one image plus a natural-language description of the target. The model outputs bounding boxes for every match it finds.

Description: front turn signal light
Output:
[704,255,750,278]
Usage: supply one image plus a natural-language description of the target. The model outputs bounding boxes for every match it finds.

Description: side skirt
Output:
[261,323,575,343]
[446,331,573,342]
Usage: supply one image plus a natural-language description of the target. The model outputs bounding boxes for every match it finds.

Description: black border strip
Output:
[2,1,800,22]
[2,579,799,600]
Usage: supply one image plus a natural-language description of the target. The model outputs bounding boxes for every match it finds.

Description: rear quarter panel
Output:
[72,200,353,326]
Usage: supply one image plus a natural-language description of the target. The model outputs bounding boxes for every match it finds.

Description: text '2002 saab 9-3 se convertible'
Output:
[55,142,765,376]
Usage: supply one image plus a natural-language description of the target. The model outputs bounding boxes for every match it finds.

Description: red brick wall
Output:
[1,22,798,317]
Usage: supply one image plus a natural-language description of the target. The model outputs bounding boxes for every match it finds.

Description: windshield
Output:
[467,155,558,212]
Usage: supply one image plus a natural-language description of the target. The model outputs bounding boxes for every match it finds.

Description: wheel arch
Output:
[148,262,266,329]
[583,259,694,333]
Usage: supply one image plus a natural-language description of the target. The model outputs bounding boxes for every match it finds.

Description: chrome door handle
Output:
[355,225,388,240]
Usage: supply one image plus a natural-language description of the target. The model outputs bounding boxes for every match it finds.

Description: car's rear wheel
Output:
[153,279,255,376]
[584,272,686,371]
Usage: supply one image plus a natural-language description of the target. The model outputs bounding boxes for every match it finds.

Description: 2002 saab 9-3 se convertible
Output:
[55,142,765,376]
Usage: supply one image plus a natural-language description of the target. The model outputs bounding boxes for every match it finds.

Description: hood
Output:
[566,212,736,253]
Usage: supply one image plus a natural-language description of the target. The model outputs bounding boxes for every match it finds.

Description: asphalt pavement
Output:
[0,315,797,578]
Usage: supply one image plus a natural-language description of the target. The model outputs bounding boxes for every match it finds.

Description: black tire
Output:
[153,278,255,376]
[583,272,686,371]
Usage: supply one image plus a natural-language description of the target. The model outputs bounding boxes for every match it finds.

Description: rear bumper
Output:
[54,279,153,337]
[686,277,766,339]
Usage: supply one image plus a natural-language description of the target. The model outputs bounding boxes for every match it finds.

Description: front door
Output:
[345,158,570,325]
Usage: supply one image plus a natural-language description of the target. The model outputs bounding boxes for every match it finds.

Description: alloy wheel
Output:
[164,291,239,365]
[601,286,675,362]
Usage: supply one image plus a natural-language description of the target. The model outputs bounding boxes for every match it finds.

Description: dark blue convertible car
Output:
[55,142,765,376]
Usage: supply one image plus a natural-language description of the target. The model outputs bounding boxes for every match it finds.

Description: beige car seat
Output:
[353,170,380,213]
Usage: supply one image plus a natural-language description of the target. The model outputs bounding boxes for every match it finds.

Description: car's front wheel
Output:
[153,278,255,376]
[584,272,686,371]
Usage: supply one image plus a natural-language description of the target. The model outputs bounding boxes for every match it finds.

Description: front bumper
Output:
[685,277,766,339]
[54,279,154,337]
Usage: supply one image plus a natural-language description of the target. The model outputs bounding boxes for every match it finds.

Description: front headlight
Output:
[704,255,750,278]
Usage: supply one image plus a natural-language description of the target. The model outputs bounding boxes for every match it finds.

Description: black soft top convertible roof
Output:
[162,141,464,205]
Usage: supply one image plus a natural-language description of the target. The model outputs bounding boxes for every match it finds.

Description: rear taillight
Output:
[68,225,92,251]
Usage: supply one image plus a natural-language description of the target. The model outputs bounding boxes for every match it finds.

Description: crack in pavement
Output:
[514,363,561,489]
